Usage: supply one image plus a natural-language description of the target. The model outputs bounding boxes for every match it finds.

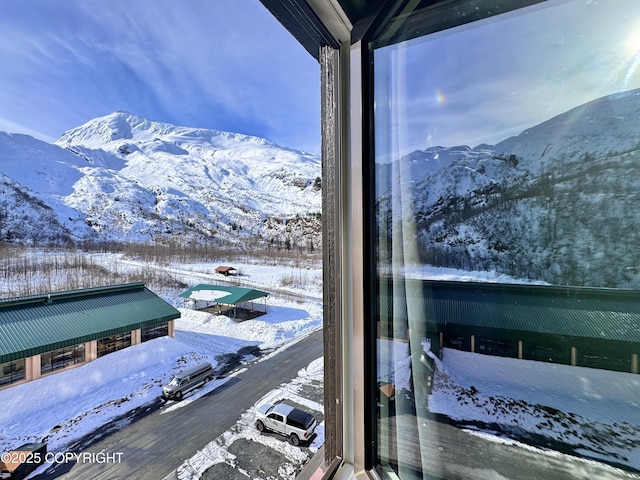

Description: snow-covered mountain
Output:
[0,112,321,249]
[377,88,640,288]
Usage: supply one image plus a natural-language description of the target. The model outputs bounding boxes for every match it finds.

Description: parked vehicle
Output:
[255,402,317,446]
[161,362,213,400]
[0,442,47,480]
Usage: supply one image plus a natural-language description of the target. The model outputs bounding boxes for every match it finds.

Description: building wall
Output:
[438,324,640,374]
[25,355,40,382]
[0,321,171,390]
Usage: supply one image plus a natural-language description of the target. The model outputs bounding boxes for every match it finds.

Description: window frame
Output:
[362,0,640,477]
[259,0,584,477]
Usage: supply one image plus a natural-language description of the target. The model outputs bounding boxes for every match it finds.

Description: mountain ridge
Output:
[0,112,322,250]
[377,87,640,288]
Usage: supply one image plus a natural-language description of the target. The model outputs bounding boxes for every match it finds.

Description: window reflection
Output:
[373,0,640,478]
[97,332,132,358]
[141,323,168,342]
[41,344,85,374]
[0,359,25,387]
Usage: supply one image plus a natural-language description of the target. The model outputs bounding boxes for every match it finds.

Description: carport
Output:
[180,284,269,320]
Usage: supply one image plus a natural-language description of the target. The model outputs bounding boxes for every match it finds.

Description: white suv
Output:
[255,402,317,446]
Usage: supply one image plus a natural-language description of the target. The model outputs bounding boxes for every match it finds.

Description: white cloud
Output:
[0,0,320,152]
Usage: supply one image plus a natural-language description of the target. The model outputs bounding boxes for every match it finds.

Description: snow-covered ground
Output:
[0,304,322,473]
[0,257,323,479]
[91,253,324,303]
[382,336,640,476]
[430,349,640,472]
[2,257,640,478]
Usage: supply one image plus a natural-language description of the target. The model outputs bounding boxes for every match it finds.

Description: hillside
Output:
[377,88,640,288]
[0,112,322,250]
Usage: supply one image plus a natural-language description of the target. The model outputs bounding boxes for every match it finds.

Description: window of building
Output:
[369,0,640,478]
[141,323,168,342]
[0,359,25,387]
[41,344,85,374]
[97,332,132,358]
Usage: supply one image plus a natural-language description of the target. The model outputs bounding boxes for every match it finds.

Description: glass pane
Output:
[0,359,25,386]
[97,332,132,357]
[142,323,168,342]
[373,1,640,478]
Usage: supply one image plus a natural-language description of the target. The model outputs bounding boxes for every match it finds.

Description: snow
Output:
[0,112,322,246]
[433,350,640,426]
[381,336,640,474]
[0,260,323,479]
[186,289,233,301]
[176,357,325,480]
[174,300,322,356]
[2,254,639,477]
[393,264,548,285]
[431,349,640,470]
[0,337,189,452]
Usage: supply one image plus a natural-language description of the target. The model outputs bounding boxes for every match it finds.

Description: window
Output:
[41,344,85,374]
[369,0,640,478]
[97,332,132,358]
[269,413,283,422]
[141,323,168,342]
[0,359,25,387]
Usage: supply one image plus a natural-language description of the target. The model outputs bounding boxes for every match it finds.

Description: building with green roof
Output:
[379,278,640,373]
[0,282,180,389]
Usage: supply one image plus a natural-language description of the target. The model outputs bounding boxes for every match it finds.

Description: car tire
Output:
[204,375,212,383]
[175,391,183,400]
[256,420,265,433]
[289,433,300,446]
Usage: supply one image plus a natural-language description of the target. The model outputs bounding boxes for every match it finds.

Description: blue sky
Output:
[0,0,320,154]
[374,0,640,160]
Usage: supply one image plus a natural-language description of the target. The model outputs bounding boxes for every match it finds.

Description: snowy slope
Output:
[56,111,320,217]
[494,89,640,170]
[0,132,97,243]
[0,112,321,247]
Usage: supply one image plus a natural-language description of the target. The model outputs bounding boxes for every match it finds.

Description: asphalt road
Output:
[34,328,324,480]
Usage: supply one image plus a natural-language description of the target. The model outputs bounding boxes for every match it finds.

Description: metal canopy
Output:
[180,284,269,306]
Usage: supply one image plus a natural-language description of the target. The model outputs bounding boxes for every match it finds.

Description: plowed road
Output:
[34,328,324,480]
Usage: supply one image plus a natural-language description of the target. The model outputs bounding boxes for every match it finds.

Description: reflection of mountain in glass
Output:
[376,88,640,288]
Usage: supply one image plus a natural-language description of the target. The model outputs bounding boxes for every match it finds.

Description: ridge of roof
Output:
[0,282,147,309]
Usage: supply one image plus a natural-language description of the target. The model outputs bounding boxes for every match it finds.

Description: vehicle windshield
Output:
[167,376,181,387]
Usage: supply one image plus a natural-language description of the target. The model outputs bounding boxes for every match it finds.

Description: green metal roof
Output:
[0,282,180,364]
[180,284,269,306]
[378,279,640,344]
